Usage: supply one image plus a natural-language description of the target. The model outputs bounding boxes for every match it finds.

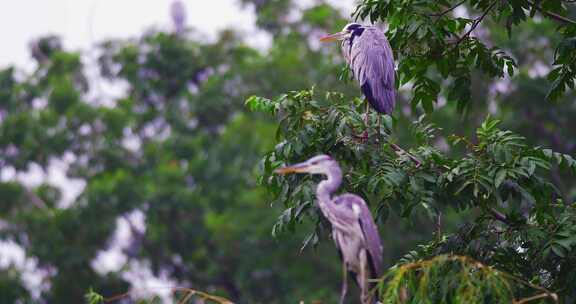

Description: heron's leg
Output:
[363,101,370,138]
[364,100,370,125]
[377,114,381,138]
[359,250,370,304]
[353,101,370,142]
[339,260,348,304]
[388,142,421,167]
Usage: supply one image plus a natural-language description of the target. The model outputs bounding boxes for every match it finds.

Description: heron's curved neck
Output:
[316,164,342,206]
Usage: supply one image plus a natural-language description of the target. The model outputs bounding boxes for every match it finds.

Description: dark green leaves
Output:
[547,37,576,101]
[354,0,575,107]
[250,85,576,300]
[251,89,574,241]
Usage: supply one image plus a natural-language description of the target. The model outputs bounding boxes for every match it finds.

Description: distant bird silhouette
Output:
[170,0,187,34]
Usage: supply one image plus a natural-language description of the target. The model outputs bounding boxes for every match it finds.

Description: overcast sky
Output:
[0,0,262,68]
[0,0,355,69]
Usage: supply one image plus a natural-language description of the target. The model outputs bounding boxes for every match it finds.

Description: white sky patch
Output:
[47,157,87,208]
[2,157,86,208]
[121,260,178,303]
[528,60,550,79]
[0,0,261,69]
[92,246,128,275]
[453,5,470,19]
[488,76,515,114]
[0,240,52,299]
[92,209,146,275]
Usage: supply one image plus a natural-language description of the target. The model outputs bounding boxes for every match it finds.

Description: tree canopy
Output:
[0,0,575,303]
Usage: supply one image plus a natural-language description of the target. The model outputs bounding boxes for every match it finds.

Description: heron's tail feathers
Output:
[361,81,395,114]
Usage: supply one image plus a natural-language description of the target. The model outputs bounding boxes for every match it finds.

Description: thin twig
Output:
[103,286,234,303]
[527,0,576,25]
[514,292,558,304]
[488,207,512,225]
[435,212,442,242]
[24,188,47,209]
[428,0,467,17]
[455,0,498,46]
[389,142,422,167]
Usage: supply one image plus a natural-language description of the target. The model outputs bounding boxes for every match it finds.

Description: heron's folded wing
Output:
[335,194,384,278]
[350,28,396,114]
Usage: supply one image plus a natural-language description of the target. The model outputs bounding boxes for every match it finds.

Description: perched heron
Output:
[275,155,383,304]
[320,23,395,140]
[320,23,421,166]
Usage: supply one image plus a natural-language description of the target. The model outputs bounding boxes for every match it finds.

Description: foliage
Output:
[85,289,105,304]
[377,254,557,303]
[84,287,233,304]
[248,87,576,301]
[0,0,576,303]
[0,4,353,302]
[244,1,576,301]
[353,0,575,111]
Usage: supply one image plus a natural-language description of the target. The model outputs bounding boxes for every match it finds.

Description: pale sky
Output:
[0,0,260,68]
[0,0,355,69]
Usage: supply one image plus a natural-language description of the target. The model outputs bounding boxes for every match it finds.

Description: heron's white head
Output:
[274,154,338,176]
[320,23,364,42]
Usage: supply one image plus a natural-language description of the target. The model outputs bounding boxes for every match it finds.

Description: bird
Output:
[320,24,421,166]
[275,154,383,304]
[170,0,187,35]
[320,23,395,141]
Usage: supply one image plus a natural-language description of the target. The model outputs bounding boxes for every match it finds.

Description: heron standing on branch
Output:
[275,155,383,304]
[320,23,420,166]
[321,23,395,139]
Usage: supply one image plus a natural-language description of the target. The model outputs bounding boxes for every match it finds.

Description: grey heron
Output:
[275,154,383,304]
[321,24,421,166]
[321,23,395,141]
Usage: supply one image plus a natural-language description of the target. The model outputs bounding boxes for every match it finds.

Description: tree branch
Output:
[435,212,442,242]
[428,0,467,17]
[515,292,558,304]
[24,188,48,209]
[527,0,576,25]
[455,0,498,46]
[488,207,512,225]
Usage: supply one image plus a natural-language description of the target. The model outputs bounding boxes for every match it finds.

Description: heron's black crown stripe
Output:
[346,23,362,31]
[348,27,365,53]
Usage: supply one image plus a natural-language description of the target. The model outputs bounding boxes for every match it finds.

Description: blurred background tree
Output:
[0,0,574,303]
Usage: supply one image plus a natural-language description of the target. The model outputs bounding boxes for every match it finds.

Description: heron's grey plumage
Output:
[275,155,383,304]
[342,25,396,114]
[334,194,383,278]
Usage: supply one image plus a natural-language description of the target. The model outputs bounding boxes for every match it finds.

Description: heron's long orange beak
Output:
[320,31,348,42]
[274,164,309,174]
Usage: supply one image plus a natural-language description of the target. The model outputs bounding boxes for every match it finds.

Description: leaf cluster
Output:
[352,0,575,110]
[248,88,576,301]
[377,254,557,304]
